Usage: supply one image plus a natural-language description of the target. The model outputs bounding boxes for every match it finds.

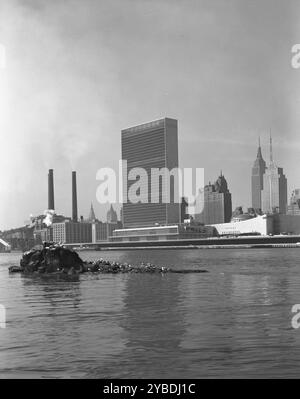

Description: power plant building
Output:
[52,221,92,244]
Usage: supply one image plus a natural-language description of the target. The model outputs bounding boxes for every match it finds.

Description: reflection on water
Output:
[1,249,300,378]
[94,273,186,379]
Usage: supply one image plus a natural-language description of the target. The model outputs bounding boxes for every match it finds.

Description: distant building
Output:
[34,226,53,243]
[1,226,34,251]
[92,221,122,243]
[111,221,217,243]
[211,214,273,236]
[52,221,92,244]
[120,207,123,225]
[231,210,256,223]
[195,173,232,224]
[33,214,70,244]
[180,197,189,223]
[211,212,300,236]
[106,204,118,223]
[261,135,287,214]
[88,203,96,222]
[0,238,11,252]
[251,138,266,211]
[94,222,109,242]
[121,117,180,228]
[273,214,300,235]
[287,189,300,215]
[231,206,258,221]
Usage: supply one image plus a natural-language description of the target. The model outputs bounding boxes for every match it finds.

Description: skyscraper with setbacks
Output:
[251,138,266,212]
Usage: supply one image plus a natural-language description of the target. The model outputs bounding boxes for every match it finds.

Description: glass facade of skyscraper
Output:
[121,118,180,228]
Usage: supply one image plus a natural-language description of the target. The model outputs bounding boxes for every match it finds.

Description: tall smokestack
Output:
[48,169,55,210]
[72,171,78,222]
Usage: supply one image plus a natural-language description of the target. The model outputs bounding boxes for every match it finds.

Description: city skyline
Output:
[1,0,300,230]
[0,127,295,232]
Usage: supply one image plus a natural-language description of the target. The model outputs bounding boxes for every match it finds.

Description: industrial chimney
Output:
[72,171,78,222]
[48,169,55,210]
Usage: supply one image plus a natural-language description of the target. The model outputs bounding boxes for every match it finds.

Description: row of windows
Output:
[113,227,178,237]
[121,120,166,137]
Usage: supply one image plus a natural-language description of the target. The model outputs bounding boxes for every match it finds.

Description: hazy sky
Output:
[1,0,300,230]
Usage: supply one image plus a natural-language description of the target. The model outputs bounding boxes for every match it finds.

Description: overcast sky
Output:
[1,0,300,230]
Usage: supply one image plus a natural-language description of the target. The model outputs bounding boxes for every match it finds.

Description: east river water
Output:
[1,248,300,378]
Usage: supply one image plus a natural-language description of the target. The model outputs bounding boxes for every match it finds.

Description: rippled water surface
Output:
[1,248,300,378]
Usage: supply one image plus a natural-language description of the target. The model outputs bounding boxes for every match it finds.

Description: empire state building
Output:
[261,135,287,214]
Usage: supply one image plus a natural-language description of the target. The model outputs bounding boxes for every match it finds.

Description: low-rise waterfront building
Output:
[211,214,273,236]
[210,212,300,236]
[110,221,217,242]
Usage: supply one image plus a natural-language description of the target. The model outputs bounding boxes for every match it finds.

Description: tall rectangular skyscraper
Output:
[121,117,180,228]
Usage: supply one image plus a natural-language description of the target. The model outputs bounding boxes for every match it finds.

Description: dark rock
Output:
[9,266,24,273]
[15,242,84,274]
[9,244,208,276]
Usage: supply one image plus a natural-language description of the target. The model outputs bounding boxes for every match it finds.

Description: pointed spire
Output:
[270,129,273,163]
[256,136,263,159]
[107,204,117,223]
[88,202,96,222]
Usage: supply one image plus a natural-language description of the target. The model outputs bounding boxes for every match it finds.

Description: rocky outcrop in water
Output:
[8,242,208,275]
[9,242,84,274]
[84,259,207,274]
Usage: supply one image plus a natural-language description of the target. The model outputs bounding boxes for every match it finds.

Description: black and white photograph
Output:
[1,0,300,386]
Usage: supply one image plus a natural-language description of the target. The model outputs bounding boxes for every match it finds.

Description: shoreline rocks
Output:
[8,242,208,275]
